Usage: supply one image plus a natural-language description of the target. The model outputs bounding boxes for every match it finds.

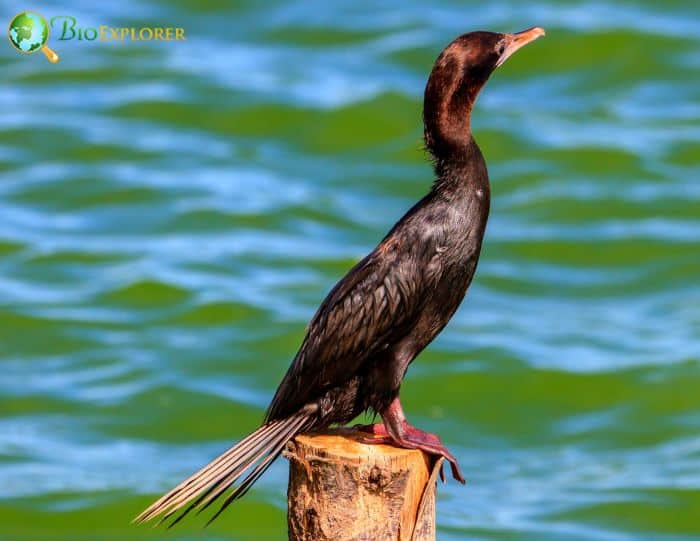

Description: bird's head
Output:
[423,27,545,158]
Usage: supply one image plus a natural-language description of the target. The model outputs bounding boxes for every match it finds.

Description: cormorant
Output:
[135,26,545,527]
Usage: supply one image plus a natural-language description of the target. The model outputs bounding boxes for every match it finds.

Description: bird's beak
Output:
[496,26,545,68]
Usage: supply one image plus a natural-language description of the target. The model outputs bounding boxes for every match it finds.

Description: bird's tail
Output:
[133,410,313,527]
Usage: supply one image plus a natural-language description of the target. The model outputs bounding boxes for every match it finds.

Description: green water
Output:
[1,1,699,539]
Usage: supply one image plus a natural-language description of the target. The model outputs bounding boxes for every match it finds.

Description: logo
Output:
[8,12,186,63]
[50,16,186,42]
[8,11,59,63]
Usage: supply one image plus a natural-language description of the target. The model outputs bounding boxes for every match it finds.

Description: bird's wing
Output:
[265,228,441,421]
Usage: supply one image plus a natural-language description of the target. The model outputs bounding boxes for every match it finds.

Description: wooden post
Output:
[283,428,442,541]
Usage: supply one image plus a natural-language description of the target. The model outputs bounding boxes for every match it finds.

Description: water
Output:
[1,1,699,539]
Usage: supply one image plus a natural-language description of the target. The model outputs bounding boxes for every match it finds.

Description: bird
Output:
[134,26,545,527]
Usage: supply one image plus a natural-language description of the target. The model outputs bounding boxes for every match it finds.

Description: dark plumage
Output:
[135,26,544,527]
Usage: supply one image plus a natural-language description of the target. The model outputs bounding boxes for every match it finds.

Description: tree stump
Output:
[283,428,442,541]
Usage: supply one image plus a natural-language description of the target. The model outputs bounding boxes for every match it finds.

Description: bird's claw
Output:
[352,422,466,483]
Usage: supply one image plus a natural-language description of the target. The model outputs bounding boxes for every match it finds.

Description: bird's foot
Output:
[353,422,391,437]
[354,422,441,445]
[353,422,465,484]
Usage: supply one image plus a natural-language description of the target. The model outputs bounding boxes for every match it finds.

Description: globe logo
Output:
[8,11,59,63]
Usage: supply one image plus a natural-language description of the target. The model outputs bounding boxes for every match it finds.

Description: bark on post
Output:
[283,429,442,541]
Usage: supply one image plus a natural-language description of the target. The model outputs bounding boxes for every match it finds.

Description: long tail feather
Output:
[166,414,307,528]
[205,421,301,526]
[200,413,309,518]
[138,419,284,524]
[134,412,310,526]
[135,419,285,524]
[208,415,307,523]
[155,420,286,523]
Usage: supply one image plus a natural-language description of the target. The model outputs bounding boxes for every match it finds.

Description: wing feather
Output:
[265,230,438,421]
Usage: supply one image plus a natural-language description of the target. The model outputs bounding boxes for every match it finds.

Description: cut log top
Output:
[284,429,442,541]
[290,430,431,462]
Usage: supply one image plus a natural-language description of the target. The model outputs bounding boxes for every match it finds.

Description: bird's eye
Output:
[497,43,506,55]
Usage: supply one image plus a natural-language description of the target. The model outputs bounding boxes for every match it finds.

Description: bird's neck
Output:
[429,134,489,195]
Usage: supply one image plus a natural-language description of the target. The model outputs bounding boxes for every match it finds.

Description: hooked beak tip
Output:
[496,26,545,68]
[528,26,546,39]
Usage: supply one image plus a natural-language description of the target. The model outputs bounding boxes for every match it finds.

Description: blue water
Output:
[1,1,699,539]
